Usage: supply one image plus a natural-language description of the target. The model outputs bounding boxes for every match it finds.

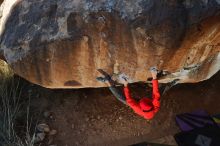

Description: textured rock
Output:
[0,0,220,88]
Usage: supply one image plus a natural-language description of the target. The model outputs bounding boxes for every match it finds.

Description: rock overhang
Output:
[0,0,219,88]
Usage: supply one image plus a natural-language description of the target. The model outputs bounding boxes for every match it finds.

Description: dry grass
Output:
[0,60,37,146]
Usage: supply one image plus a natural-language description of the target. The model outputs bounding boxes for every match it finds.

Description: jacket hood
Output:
[139,98,153,111]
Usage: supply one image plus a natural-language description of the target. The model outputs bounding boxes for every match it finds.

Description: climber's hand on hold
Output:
[121,76,128,87]
[150,67,158,80]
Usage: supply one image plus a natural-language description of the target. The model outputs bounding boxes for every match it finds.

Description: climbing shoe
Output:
[96,77,108,83]
[97,69,112,81]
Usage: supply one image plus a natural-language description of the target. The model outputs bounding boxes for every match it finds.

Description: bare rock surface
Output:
[0,0,220,88]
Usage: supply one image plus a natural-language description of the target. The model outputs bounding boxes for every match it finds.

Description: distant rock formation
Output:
[0,0,220,88]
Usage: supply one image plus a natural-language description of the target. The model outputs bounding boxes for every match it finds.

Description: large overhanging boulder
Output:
[0,0,220,88]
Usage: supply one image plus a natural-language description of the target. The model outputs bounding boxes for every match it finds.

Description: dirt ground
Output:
[26,71,220,146]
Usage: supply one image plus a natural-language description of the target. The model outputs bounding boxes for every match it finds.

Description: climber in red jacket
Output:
[96,67,161,120]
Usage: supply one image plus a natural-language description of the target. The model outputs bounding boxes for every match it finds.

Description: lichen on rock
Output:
[0,0,220,88]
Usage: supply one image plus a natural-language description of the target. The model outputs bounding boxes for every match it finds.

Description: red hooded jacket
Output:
[123,79,160,120]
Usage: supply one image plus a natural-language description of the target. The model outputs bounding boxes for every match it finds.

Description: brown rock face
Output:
[0,0,220,88]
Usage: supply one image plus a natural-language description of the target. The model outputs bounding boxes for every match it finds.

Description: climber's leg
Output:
[96,69,127,105]
[109,85,127,105]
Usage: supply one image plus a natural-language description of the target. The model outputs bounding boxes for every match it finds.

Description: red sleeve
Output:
[124,87,145,117]
[151,79,161,113]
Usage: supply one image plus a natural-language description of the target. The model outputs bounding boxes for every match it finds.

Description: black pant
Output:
[109,86,127,105]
